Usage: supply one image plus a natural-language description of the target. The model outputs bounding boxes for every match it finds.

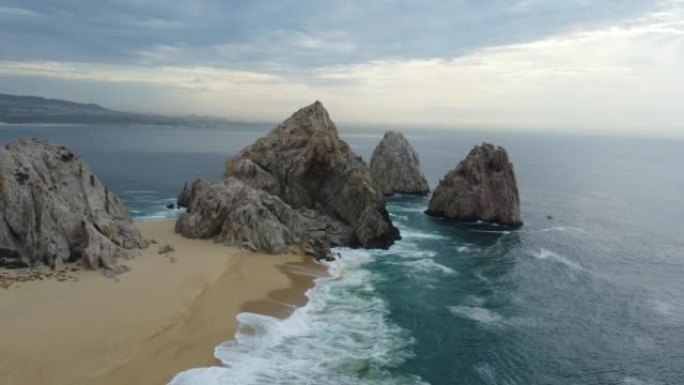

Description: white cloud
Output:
[0,6,40,18]
[1,1,682,137]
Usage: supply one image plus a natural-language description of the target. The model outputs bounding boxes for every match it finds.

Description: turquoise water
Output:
[1,124,683,384]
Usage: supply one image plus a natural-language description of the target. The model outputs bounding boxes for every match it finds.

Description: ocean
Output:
[1,123,683,385]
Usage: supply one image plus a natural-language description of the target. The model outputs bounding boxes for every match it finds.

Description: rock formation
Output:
[177,101,399,259]
[176,178,347,260]
[0,138,146,270]
[224,101,399,248]
[369,131,430,196]
[426,143,522,227]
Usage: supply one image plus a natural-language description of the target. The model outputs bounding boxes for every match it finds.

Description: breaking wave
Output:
[169,248,427,385]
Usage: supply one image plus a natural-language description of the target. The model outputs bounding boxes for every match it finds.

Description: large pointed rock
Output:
[426,143,522,227]
[0,138,146,270]
[224,101,399,248]
[370,131,430,196]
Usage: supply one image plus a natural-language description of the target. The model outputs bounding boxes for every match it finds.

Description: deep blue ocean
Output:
[1,123,683,385]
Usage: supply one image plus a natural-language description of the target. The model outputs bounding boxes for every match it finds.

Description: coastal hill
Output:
[0,93,233,126]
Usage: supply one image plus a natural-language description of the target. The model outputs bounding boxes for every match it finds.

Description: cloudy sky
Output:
[1,0,682,137]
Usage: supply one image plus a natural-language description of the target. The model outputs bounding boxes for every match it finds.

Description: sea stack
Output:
[369,131,430,196]
[426,143,522,227]
[0,139,146,270]
[177,101,399,259]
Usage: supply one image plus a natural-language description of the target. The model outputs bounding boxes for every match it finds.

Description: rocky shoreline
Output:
[0,102,523,272]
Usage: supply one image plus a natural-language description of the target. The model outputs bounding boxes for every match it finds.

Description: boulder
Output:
[0,138,147,270]
[426,143,522,227]
[175,178,347,260]
[224,101,399,248]
[369,131,430,196]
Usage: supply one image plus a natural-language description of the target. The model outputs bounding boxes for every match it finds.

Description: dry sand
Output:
[0,220,325,385]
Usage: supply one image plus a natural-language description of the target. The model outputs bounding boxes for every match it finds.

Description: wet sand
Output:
[0,220,325,385]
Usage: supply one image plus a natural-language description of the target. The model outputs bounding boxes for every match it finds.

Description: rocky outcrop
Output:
[0,138,146,270]
[177,179,203,209]
[426,143,522,227]
[369,131,430,196]
[175,178,348,260]
[224,101,399,248]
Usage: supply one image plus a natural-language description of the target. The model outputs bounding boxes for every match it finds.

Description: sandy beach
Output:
[0,220,324,385]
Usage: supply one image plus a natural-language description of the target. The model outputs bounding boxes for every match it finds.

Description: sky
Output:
[0,0,682,137]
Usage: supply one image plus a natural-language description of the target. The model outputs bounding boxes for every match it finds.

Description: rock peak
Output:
[383,130,402,139]
[272,100,337,139]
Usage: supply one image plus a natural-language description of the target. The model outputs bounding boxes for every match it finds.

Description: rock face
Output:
[224,101,399,248]
[0,139,146,270]
[369,131,430,196]
[176,178,347,259]
[426,143,522,227]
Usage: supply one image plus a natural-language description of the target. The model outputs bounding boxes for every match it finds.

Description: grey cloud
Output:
[0,0,659,71]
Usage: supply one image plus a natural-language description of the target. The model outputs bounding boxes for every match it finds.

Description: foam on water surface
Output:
[394,259,458,276]
[397,229,449,240]
[169,248,427,385]
[448,306,505,326]
[528,248,583,271]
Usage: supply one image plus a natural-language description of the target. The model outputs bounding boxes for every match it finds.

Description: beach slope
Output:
[0,220,321,385]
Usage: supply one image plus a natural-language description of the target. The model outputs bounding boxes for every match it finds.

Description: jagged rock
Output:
[175,178,347,260]
[224,101,399,248]
[426,143,522,227]
[369,131,430,196]
[177,179,204,208]
[0,138,147,270]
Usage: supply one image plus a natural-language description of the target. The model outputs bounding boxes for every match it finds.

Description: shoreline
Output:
[0,220,325,385]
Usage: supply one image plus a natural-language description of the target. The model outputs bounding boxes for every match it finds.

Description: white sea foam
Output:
[386,205,426,213]
[622,377,654,385]
[474,271,491,284]
[134,207,185,221]
[537,226,587,233]
[529,248,583,271]
[462,295,486,307]
[396,259,458,276]
[373,241,438,260]
[456,246,470,252]
[469,229,512,235]
[448,306,504,326]
[169,248,427,385]
[389,213,409,221]
[474,362,498,384]
[398,229,449,240]
[650,299,675,316]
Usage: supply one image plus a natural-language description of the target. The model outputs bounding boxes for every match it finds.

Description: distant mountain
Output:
[0,93,234,126]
